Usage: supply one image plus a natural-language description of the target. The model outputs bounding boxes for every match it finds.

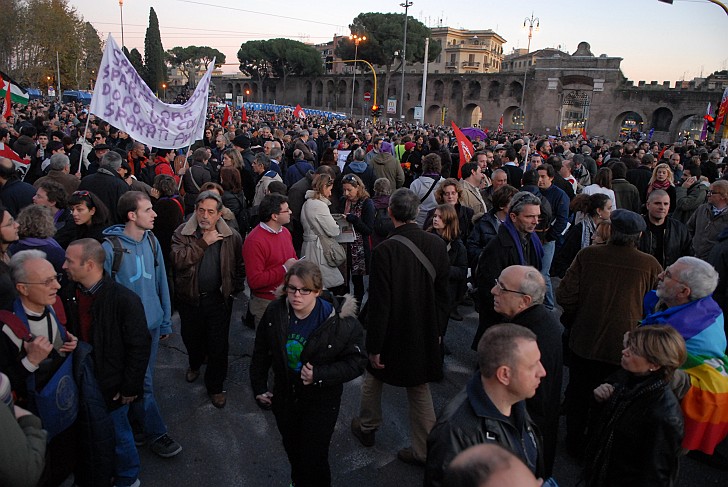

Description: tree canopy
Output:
[144,7,166,94]
[166,46,226,85]
[0,0,103,90]
[335,12,440,107]
[237,38,322,80]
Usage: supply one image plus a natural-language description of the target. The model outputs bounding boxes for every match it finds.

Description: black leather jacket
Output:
[425,374,544,487]
[638,215,691,268]
[249,293,366,408]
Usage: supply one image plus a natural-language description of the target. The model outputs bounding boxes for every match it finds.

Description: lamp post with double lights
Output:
[349,34,366,119]
[399,1,413,120]
[519,13,539,132]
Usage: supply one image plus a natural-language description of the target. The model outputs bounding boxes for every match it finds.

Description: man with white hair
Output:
[642,256,728,457]
[33,152,79,195]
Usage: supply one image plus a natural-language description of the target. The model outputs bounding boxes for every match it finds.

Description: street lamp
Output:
[119,0,125,49]
[349,34,366,119]
[399,1,413,120]
[520,12,539,132]
[162,83,167,101]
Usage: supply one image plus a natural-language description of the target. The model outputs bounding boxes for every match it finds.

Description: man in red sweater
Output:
[242,193,297,327]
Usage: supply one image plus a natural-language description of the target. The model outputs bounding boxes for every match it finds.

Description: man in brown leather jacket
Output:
[171,190,244,408]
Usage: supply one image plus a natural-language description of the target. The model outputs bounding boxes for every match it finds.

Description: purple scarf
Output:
[503,217,544,269]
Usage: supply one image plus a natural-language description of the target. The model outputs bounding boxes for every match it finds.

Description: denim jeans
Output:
[109,404,140,486]
[541,240,556,310]
[130,325,167,440]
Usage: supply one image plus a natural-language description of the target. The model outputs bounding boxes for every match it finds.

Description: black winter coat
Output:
[707,227,728,316]
[77,169,129,223]
[366,223,450,386]
[638,215,691,269]
[63,278,151,408]
[249,294,366,408]
[551,220,591,279]
[466,210,501,268]
[583,371,683,487]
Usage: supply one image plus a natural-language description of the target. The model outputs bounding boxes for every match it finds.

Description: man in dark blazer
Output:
[351,188,450,467]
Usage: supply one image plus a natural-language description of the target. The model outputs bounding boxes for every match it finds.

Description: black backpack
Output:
[137,162,158,186]
[105,233,159,278]
[373,206,395,238]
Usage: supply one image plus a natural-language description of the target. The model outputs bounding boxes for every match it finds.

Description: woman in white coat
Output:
[301,174,344,290]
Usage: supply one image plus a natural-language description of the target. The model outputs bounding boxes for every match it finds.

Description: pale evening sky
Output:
[71,0,727,83]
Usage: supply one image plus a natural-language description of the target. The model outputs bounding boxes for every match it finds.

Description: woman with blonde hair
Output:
[583,325,686,486]
[340,173,375,302]
[301,174,344,290]
[647,163,676,212]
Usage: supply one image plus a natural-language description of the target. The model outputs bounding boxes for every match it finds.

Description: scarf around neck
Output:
[503,217,544,269]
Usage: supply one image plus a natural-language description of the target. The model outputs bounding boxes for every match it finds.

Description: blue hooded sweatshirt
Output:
[101,225,172,334]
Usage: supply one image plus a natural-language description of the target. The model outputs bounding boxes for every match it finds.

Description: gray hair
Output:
[49,153,70,171]
[647,189,669,203]
[373,177,392,196]
[352,148,366,162]
[269,146,283,161]
[9,250,48,284]
[100,151,122,170]
[195,190,223,211]
[254,152,270,170]
[518,267,547,305]
[674,256,719,300]
[388,188,419,223]
[508,191,541,215]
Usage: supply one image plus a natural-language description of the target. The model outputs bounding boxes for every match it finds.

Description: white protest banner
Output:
[89,35,213,149]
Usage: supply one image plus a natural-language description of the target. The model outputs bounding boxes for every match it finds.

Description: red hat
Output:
[405,142,416,151]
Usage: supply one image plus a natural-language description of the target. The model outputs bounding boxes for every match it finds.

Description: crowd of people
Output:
[0,96,727,487]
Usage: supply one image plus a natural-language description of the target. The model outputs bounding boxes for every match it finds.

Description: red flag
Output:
[0,76,10,119]
[241,106,248,122]
[221,105,231,127]
[581,128,588,140]
[293,104,306,119]
[497,115,503,134]
[451,121,475,178]
[716,88,728,134]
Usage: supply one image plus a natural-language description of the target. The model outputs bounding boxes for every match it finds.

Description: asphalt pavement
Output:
[138,294,728,486]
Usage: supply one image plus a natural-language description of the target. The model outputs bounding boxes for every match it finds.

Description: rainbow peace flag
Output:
[642,291,728,454]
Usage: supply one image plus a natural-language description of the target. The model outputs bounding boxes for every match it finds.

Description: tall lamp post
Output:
[520,13,539,132]
[349,34,366,120]
[119,0,125,48]
[399,1,412,120]
[162,83,167,101]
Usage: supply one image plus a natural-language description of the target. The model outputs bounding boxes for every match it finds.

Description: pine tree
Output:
[143,7,165,94]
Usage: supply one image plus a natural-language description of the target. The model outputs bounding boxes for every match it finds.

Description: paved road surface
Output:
[138,296,728,486]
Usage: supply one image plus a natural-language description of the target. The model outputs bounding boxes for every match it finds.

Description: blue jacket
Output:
[101,226,172,334]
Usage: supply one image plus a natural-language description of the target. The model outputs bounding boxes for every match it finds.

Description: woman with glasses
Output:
[54,190,110,249]
[250,260,366,487]
[342,148,376,195]
[301,174,345,290]
[583,325,686,487]
[340,173,375,302]
[427,204,468,325]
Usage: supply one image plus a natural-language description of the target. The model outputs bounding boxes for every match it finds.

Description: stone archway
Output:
[305,81,312,106]
[337,80,347,112]
[426,104,442,125]
[463,103,483,127]
[487,80,501,101]
[325,80,335,109]
[651,107,673,132]
[407,107,416,121]
[508,81,523,100]
[451,80,463,105]
[676,113,703,139]
[467,81,481,100]
[433,79,444,102]
[315,80,323,107]
[613,111,645,137]
[504,105,523,130]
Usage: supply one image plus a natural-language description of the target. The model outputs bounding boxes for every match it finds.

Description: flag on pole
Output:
[581,128,588,140]
[451,121,475,178]
[293,104,306,119]
[556,126,562,137]
[648,127,655,142]
[715,88,728,135]
[700,102,712,141]
[0,70,29,106]
[241,106,248,122]
[221,105,231,127]
[0,76,11,119]
[497,115,503,134]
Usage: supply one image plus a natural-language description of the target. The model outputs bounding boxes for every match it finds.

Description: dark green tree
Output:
[335,12,441,109]
[124,47,147,82]
[266,38,322,103]
[237,40,272,86]
[166,45,225,86]
[144,7,165,94]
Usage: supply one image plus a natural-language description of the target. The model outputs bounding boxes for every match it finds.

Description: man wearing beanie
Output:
[556,209,662,458]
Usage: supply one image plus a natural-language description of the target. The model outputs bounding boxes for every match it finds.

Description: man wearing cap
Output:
[556,208,662,457]
[78,151,130,224]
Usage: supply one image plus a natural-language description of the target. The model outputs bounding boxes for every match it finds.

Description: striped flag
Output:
[0,70,29,105]
[0,76,11,119]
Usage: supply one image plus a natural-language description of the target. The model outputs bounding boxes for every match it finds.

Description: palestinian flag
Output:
[0,70,29,105]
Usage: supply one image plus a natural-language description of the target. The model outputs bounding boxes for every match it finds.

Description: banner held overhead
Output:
[89,35,213,149]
